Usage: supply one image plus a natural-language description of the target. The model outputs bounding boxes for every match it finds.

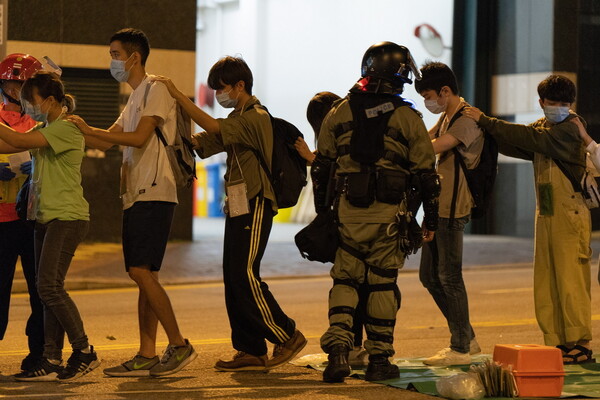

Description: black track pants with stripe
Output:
[223,196,296,356]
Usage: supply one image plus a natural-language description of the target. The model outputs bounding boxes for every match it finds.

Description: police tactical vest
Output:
[335,93,413,169]
[334,93,415,207]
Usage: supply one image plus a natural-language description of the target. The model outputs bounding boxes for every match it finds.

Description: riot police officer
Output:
[316,42,439,382]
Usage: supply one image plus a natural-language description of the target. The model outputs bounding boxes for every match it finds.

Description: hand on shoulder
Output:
[569,116,592,145]
[66,115,91,135]
[462,106,482,122]
[149,75,179,99]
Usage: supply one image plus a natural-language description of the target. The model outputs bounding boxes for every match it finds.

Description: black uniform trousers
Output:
[0,219,44,356]
[223,195,296,356]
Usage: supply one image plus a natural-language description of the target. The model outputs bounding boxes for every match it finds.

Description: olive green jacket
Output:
[478,113,586,186]
[193,96,277,212]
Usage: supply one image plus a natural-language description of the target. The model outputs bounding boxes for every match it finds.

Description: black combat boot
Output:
[365,354,399,381]
[323,344,350,383]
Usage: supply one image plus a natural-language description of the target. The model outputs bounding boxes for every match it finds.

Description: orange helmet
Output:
[0,53,42,81]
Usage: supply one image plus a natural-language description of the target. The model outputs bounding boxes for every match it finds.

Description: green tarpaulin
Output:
[292,354,600,398]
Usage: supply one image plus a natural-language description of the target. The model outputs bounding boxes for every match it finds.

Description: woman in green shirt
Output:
[0,71,99,382]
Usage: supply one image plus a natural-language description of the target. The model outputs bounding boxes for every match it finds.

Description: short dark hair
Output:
[415,61,459,95]
[537,74,576,103]
[21,71,76,112]
[207,56,253,95]
[110,28,150,66]
[306,91,341,139]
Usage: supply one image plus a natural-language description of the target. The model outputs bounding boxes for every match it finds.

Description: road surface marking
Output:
[10,277,333,298]
[0,335,322,356]
[0,383,382,398]
[481,288,532,294]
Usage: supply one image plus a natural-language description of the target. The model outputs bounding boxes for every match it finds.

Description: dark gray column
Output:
[566,0,600,228]
[453,0,598,237]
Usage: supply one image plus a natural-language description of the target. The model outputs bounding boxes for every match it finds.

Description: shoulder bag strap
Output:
[143,82,169,148]
[252,105,274,184]
[444,106,467,221]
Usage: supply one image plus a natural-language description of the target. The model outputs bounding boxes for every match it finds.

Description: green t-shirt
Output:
[31,119,89,223]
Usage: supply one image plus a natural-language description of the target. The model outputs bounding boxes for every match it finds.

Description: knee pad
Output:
[328,306,355,332]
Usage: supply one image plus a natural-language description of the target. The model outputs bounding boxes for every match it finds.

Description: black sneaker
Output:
[20,353,43,372]
[14,358,63,382]
[58,346,101,382]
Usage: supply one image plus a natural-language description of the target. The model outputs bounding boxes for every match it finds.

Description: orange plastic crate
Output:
[493,344,565,398]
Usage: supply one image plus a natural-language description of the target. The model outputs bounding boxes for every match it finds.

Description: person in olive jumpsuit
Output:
[464,74,593,364]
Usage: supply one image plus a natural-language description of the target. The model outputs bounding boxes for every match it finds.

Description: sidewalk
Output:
[11,217,600,293]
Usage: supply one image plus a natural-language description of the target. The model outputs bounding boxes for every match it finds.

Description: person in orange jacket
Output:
[0,53,44,372]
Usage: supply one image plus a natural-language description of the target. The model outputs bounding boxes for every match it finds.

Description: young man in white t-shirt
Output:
[69,28,196,377]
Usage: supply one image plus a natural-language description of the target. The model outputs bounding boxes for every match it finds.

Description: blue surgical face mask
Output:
[110,53,134,83]
[543,105,570,124]
[22,99,48,124]
[216,88,239,108]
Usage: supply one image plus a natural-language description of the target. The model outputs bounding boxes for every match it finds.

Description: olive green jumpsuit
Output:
[479,114,592,346]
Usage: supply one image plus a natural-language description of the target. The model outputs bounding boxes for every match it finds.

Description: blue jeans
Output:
[419,216,475,354]
[35,220,89,360]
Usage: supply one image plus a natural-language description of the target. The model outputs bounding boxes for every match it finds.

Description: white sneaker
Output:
[348,346,368,368]
[423,349,471,366]
[430,339,481,357]
[469,338,481,355]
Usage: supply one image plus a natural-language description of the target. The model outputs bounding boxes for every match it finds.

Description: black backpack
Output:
[294,209,338,263]
[254,106,307,209]
[446,106,498,219]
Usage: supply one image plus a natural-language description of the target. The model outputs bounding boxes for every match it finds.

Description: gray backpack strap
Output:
[143,82,152,108]
[142,82,168,147]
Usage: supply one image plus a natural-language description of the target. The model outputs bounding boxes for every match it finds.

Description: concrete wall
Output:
[6,0,197,241]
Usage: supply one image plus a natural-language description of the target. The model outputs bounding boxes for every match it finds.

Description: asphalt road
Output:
[2,266,600,399]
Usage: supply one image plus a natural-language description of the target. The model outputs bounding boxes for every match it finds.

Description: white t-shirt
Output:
[115,75,178,210]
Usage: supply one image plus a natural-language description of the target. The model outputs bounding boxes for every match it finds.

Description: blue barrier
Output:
[206,163,224,217]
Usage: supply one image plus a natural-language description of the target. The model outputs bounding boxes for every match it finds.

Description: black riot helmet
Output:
[361,41,421,86]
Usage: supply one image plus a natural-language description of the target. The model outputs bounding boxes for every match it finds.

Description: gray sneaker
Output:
[150,339,197,377]
[103,354,160,377]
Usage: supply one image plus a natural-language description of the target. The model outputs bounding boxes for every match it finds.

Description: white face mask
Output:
[543,105,570,124]
[424,97,447,114]
[216,88,239,108]
[110,53,134,83]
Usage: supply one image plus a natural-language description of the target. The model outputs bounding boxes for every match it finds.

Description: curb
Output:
[10,262,534,295]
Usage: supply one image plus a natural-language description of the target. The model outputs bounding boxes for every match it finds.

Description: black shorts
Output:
[122,201,175,271]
